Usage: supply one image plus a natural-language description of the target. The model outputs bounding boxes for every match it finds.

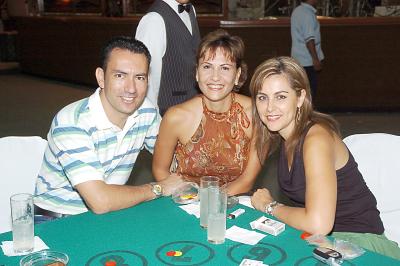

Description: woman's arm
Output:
[227,133,262,195]
[227,95,262,195]
[252,125,339,235]
[152,108,181,181]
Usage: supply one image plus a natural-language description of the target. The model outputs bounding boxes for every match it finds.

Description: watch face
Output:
[152,184,162,196]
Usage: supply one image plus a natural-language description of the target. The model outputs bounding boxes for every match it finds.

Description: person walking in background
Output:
[152,30,262,195]
[290,0,324,100]
[135,0,201,116]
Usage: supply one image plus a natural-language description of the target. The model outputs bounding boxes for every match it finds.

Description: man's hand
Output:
[158,173,184,196]
[306,39,322,72]
[251,188,274,212]
[313,59,322,71]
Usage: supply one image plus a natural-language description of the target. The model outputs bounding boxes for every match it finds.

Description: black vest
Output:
[148,0,201,115]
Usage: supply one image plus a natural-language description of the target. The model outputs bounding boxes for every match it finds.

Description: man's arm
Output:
[75,175,182,214]
[306,39,322,71]
[52,123,182,215]
[135,13,166,108]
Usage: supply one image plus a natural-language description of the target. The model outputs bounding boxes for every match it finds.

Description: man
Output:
[290,0,324,99]
[135,0,201,116]
[35,36,182,217]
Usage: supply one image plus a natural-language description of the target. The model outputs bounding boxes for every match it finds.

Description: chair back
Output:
[0,136,47,233]
[343,133,400,245]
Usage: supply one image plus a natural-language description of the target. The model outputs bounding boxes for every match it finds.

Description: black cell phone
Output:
[313,247,342,264]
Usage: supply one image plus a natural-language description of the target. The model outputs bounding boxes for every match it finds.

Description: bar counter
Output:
[15,16,400,110]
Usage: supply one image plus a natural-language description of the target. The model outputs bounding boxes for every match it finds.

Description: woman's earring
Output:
[296,107,301,123]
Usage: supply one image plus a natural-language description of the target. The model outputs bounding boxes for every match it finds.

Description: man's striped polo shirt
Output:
[35,88,160,215]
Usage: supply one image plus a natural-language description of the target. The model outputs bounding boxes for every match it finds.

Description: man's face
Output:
[96,48,149,128]
[176,0,190,4]
[308,0,318,7]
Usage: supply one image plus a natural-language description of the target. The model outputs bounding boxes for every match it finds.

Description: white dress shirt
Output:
[135,0,196,109]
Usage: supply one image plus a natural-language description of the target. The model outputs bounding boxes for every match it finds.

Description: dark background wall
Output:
[15,16,400,111]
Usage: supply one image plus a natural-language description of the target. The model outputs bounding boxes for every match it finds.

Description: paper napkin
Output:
[226,225,266,245]
[1,236,49,256]
[178,201,200,218]
[238,196,254,209]
[239,258,269,266]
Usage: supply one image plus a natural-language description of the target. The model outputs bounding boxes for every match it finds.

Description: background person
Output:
[152,29,262,195]
[249,56,400,259]
[291,0,324,100]
[35,36,183,217]
[135,0,200,116]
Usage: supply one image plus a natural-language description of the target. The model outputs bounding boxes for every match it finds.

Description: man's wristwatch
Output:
[265,201,281,216]
[150,182,163,199]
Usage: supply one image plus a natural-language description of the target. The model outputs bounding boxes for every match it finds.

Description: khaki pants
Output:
[332,232,400,260]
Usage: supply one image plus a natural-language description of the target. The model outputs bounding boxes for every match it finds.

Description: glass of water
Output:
[200,176,219,228]
[10,193,34,254]
[207,185,227,244]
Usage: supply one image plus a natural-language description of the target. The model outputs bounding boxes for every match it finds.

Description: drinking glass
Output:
[199,176,219,228]
[207,186,227,244]
[10,193,34,254]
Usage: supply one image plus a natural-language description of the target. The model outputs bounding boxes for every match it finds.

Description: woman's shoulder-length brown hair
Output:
[197,29,248,90]
[249,56,340,163]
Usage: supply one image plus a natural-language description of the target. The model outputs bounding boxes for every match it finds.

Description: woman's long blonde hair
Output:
[249,56,340,163]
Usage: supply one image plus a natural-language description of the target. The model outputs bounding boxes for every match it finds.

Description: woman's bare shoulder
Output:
[163,97,202,125]
[234,93,252,114]
[304,123,336,149]
[234,93,252,106]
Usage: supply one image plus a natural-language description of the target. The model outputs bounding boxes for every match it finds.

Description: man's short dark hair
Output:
[100,36,151,71]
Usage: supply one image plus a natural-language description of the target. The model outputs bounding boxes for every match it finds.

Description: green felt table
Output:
[1,197,399,265]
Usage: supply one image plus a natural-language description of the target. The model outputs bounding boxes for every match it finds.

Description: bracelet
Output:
[265,201,281,216]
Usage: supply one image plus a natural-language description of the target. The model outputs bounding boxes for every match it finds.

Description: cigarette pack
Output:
[250,216,285,236]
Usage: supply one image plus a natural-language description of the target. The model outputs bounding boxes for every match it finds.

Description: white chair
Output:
[0,136,47,233]
[343,133,400,245]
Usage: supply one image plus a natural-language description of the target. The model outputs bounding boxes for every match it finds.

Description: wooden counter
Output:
[15,16,400,110]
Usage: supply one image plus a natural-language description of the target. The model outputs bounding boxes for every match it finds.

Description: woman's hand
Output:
[251,188,274,212]
[160,173,184,196]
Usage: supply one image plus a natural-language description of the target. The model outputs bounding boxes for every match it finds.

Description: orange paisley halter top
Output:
[175,93,251,185]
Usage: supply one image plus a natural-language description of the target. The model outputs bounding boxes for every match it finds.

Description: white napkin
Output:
[226,225,266,245]
[1,236,49,256]
[239,258,269,266]
[238,196,254,209]
[178,201,200,218]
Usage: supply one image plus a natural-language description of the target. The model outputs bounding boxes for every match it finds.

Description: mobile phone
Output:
[313,247,342,265]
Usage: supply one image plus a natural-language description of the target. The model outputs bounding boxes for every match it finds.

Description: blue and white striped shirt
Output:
[35,88,160,214]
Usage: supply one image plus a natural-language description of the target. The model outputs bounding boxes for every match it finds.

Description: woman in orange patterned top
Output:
[152,29,262,195]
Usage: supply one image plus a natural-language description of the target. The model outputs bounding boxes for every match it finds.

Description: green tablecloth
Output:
[1,197,399,265]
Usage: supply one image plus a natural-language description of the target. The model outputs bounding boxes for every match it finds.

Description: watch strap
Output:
[265,201,281,216]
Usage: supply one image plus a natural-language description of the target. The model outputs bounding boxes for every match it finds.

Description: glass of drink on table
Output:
[10,193,34,254]
[200,176,219,228]
[207,185,227,244]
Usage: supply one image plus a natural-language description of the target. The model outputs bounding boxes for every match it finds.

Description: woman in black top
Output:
[249,56,400,259]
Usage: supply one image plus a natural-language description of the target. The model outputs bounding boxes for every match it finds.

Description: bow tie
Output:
[178,3,191,13]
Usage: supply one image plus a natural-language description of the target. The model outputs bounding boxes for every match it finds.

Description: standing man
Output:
[135,0,201,116]
[290,0,324,100]
[35,36,182,217]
